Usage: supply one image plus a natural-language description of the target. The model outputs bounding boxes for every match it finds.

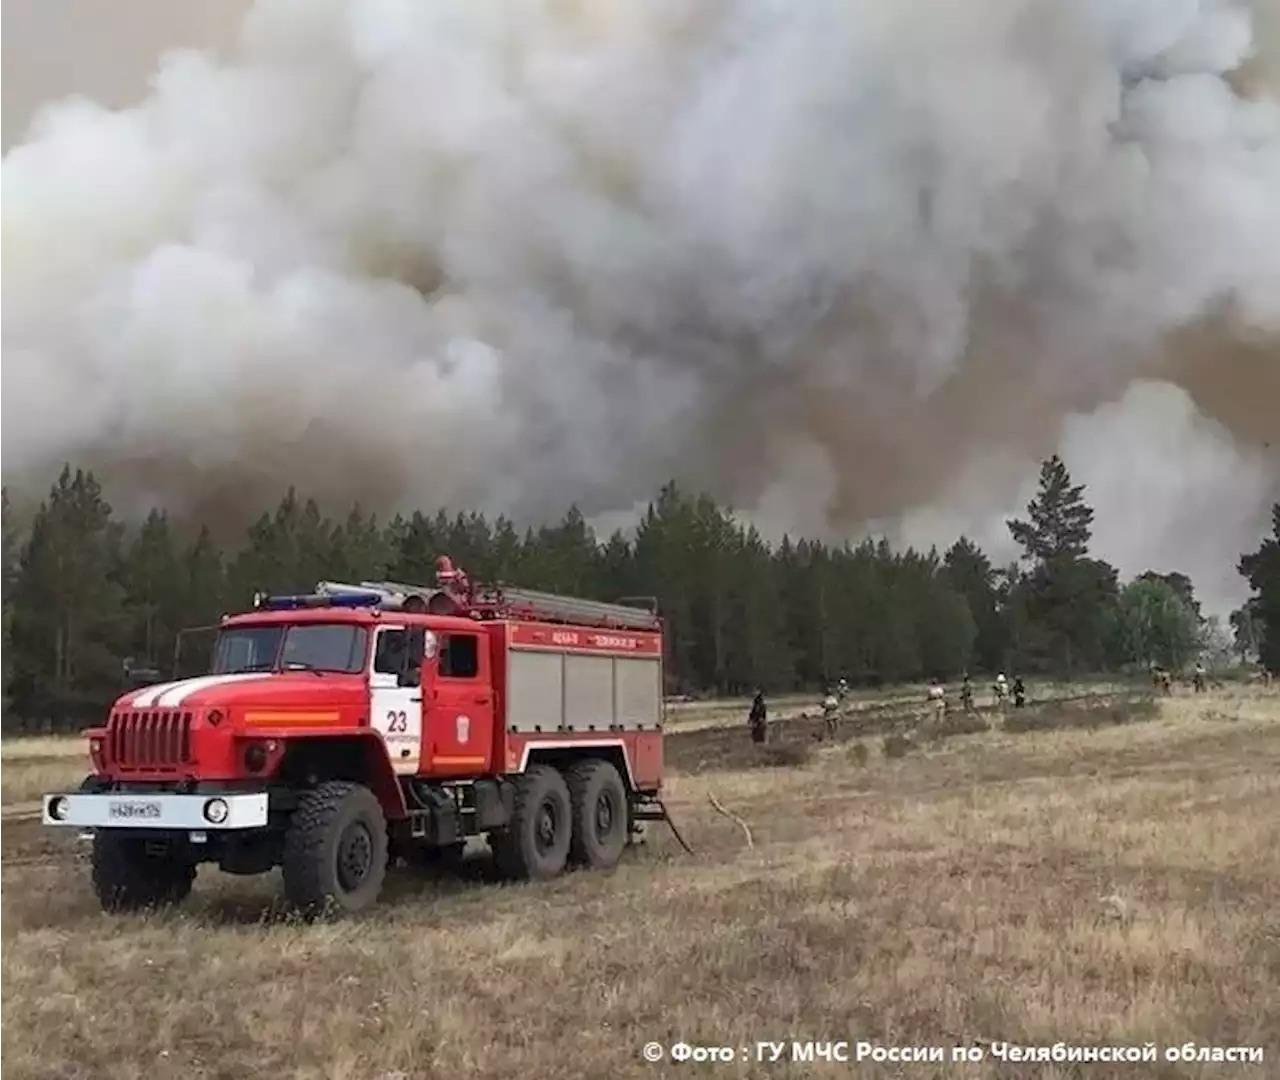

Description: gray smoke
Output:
[3,0,1278,613]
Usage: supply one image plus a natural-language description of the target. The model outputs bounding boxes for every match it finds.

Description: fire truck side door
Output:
[369,625,423,775]
[427,629,493,776]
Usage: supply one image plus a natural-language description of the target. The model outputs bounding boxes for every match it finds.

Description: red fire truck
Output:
[42,557,666,915]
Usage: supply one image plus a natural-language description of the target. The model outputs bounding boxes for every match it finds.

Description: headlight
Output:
[49,796,70,821]
[203,798,230,824]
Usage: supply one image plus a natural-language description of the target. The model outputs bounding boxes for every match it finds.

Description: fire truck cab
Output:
[42,557,666,916]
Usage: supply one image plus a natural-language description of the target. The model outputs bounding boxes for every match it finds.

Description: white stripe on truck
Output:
[128,674,273,708]
[516,738,637,788]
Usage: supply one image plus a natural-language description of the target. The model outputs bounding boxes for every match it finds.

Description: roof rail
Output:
[313,556,661,631]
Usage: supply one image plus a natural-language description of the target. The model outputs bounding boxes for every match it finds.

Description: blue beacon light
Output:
[257,591,382,611]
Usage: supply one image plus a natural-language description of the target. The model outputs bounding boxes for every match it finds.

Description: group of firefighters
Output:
[747,680,853,744]
[983,672,1026,708]
[1150,661,1211,694]
[747,659,1234,742]
[748,671,1029,743]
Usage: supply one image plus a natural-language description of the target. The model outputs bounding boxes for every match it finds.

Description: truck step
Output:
[631,808,669,822]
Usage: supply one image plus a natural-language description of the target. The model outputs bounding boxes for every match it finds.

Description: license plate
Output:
[108,800,163,820]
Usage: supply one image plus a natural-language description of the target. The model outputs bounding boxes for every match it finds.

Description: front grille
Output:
[107,710,194,771]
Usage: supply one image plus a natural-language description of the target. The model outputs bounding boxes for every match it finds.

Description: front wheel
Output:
[282,781,388,916]
[92,832,196,913]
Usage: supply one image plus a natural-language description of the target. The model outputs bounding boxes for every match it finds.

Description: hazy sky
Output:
[2,0,247,149]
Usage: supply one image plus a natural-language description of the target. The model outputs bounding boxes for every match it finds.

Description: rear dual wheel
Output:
[567,760,628,870]
[491,760,629,881]
[491,764,573,880]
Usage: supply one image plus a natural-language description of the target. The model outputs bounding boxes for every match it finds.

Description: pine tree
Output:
[687,495,738,693]
[534,506,601,596]
[725,524,792,693]
[227,488,340,598]
[8,467,127,719]
[489,517,525,581]
[1238,504,1280,673]
[173,526,227,677]
[633,483,699,693]
[943,537,1006,672]
[1008,455,1094,562]
[1006,455,1119,673]
[331,505,393,582]
[874,542,919,684]
[387,510,442,585]
[118,509,183,668]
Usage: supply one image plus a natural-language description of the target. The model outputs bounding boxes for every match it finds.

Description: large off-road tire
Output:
[92,832,196,913]
[490,765,572,881]
[282,781,388,916]
[566,759,628,871]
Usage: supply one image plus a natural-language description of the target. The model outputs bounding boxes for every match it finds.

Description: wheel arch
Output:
[521,742,634,792]
[276,733,407,820]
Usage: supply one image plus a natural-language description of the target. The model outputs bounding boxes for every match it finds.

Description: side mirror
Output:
[123,660,164,687]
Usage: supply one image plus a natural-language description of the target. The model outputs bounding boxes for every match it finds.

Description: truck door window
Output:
[439,633,479,679]
[373,629,407,675]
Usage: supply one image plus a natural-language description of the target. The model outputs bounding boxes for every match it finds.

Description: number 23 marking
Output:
[386,709,409,733]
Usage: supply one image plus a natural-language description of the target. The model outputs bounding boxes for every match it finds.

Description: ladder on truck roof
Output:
[472,582,661,632]
[314,574,661,632]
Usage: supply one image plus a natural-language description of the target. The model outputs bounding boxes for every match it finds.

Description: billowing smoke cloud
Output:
[2,0,1278,612]
[889,380,1277,609]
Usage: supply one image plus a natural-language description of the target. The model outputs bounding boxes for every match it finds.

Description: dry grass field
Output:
[2,688,1278,1079]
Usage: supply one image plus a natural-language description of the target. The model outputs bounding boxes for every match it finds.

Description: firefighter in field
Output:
[1193,662,1207,694]
[748,690,768,745]
[1150,662,1172,695]
[1012,675,1026,709]
[927,679,946,722]
[994,672,1009,707]
[960,673,975,713]
[822,689,840,738]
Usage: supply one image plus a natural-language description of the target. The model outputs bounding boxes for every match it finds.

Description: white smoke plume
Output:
[2,0,1278,613]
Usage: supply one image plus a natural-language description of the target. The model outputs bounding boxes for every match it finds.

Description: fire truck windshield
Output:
[211,623,368,675]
